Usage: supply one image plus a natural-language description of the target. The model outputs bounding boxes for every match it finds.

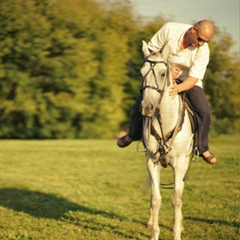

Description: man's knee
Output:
[204,108,211,124]
[131,96,142,116]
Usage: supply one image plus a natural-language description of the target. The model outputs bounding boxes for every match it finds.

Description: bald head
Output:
[195,20,214,40]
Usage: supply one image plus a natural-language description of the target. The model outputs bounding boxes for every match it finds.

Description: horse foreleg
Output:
[147,157,161,240]
[172,184,184,240]
[172,157,188,240]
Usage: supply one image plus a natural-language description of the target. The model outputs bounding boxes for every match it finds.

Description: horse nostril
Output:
[141,101,155,117]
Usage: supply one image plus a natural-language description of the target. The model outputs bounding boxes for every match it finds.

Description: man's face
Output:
[191,26,211,48]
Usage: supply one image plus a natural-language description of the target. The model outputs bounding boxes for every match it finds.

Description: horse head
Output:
[140,41,170,117]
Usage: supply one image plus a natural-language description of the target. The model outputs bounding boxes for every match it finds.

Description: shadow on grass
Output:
[185,216,239,228]
[0,188,149,240]
[0,188,123,220]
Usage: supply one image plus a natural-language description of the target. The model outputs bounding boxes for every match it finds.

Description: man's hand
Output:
[169,76,198,99]
[171,66,181,80]
[169,80,179,99]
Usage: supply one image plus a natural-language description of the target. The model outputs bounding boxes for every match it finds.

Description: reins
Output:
[151,94,184,158]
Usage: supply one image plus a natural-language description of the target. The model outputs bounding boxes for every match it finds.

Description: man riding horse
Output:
[117,20,217,165]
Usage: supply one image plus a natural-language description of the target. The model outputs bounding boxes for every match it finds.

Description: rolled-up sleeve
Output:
[189,44,210,80]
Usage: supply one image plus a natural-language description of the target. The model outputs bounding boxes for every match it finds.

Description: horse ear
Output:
[142,40,150,57]
[160,41,169,61]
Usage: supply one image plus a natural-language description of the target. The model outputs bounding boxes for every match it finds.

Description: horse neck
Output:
[153,87,181,133]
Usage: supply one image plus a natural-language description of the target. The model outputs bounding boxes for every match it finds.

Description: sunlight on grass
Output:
[0,135,239,239]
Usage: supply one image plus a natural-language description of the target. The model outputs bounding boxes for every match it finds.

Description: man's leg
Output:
[129,95,143,140]
[117,95,143,147]
[185,86,217,164]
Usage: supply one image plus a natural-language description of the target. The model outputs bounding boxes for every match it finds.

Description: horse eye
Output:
[161,73,166,77]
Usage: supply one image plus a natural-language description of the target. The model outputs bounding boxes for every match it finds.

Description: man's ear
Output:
[191,26,197,32]
[142,40,150,57]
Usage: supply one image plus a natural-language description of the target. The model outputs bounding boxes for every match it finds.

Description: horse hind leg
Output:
[146,207,153,229]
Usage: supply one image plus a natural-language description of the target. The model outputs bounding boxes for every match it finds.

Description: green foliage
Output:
[0,0,239,138]
[0,137,239,239]
[204,30,240,134]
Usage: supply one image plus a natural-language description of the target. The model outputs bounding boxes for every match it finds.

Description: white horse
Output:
[140,41,194,240]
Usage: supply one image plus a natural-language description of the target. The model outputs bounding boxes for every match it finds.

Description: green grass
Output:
[0,135,239,240]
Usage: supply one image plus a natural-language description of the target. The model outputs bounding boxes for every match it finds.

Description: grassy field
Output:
[0,135,239,240]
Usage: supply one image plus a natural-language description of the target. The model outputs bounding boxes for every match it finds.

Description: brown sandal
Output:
[117,135,133,148]
[201,153,217,165]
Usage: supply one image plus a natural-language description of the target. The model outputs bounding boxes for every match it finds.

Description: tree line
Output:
[0,0,239,139]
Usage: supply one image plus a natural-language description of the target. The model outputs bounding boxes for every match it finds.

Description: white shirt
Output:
[147,22,210,88]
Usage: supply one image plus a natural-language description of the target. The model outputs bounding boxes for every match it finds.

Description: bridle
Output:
[140,55,170,101]
[140,54,175,166]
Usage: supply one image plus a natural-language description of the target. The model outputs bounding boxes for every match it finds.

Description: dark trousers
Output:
[128,86,211,155]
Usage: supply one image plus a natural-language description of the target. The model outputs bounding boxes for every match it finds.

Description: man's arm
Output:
[169,76,198,98]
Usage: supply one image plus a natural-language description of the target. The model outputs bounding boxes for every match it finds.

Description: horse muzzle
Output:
[141,100,156,117]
